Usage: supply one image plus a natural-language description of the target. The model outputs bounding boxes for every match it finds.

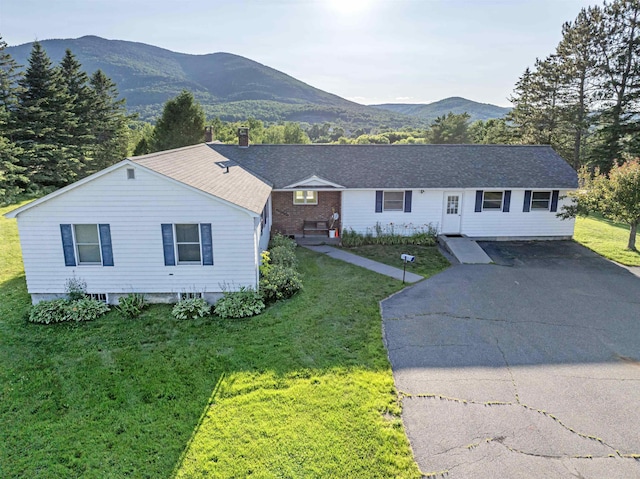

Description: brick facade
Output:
[271,191,341,236]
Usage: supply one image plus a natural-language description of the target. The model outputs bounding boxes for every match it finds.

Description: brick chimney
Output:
[238,127,249,148]
[204,126,213,143]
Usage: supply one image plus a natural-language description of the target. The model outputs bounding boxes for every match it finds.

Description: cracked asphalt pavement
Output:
[381,241,640,478]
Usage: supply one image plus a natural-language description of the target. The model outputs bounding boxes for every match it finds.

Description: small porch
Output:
[271,190,342,238]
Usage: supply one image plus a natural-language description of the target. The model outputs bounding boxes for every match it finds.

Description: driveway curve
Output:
[382,241,640,478]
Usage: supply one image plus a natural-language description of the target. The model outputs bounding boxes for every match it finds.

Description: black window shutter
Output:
[550,190,559,212]
[200,223,214,266]
[99,224,114,266]
[503,190,511,212]
[475,190,483,212]
[161,224,175,266]
[404,190,412,213]
[60,224,76,267]
[375,191,383,213]
[523,190,532,212]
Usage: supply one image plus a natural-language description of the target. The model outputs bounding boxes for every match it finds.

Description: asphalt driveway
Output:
[382,241,640,478]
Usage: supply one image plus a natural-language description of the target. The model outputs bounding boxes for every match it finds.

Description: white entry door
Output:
[442,192,462,234]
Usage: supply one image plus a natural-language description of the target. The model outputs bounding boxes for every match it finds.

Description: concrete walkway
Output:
[302,245,423,283]
[438,235,493,264]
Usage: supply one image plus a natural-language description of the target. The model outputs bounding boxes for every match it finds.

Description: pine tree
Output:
[14,41,78,190]
[60,49,94,174]
[0,36,26,203]
[591,0,640,170]
[151,90,205,151]
[86,70,129,174]
[555,7,599,169]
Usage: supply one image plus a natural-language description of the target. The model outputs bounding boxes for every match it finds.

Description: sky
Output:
[1,0,596,107]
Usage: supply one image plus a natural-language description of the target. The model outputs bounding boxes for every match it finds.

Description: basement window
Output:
[87,293,108,303]
[179,292,203,300]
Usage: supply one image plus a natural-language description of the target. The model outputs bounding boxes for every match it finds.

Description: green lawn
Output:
[574,215,640,266]
[344,243,450,278]
[0,203,427,478]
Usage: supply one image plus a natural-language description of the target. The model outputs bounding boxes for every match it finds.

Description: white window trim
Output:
[530,191,552,211]
[174,224,202,265]
[482,191,504,211]
[383,191,405,212]
[73,224,102,265]
[293,190,318,205]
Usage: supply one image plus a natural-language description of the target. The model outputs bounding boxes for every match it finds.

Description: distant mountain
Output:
[371,97,511,123]
[6,36,427,130]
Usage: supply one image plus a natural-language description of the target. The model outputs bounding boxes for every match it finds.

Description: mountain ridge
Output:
[6,36,509,128]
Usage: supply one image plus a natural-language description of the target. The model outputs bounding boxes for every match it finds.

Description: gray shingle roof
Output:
[130,144,272,214]
[208,144,578,190]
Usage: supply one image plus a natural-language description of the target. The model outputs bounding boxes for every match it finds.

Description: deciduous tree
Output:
[151,90,205,151]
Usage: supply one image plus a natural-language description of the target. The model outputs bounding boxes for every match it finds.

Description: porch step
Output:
[296,235,341,247]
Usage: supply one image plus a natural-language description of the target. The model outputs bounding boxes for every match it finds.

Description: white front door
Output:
[442,192,462,234]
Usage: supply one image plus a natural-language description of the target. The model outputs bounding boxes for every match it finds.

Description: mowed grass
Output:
[345,243,450,278]
[0,203,426,478]
[574,215,640,266]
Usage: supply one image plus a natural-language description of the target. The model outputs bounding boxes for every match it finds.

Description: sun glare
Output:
[325,0,373,15]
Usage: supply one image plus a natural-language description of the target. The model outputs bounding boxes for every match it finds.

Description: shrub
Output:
[65,276,87,301]
[214,287,265,319]
[28,298,109,324]
[65,298,110,322]
[269,233,297,250]
[28,299,70,324]
[260,264,303,303]
[116,293,146,319]
[269,245,298,268]
[341,222,438,247]
[172,298,211,320]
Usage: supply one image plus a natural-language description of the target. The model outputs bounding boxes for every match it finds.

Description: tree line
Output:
[0,38,131,204]
[507,0,640,172]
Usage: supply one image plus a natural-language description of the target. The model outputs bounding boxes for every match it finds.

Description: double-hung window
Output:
[60,224,114,267]
[175,224,201,264]
[161,223,214,266]
[293,190,318,205]
[383,191,404,211]
[482,191,503,210]
[531,191,551,210]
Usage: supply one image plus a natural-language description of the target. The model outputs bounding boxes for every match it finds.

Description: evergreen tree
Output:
[14,41,78,190]
[0,36,26,203]
[591,0,640,170]
[151,90,205,151]
[87,69,129,174]
[60,49,94,173]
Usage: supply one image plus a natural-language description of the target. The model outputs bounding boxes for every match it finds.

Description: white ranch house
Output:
[6,139,578,305]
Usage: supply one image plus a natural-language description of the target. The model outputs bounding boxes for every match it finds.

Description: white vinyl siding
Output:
[462,189,574,237]
[14,165,260,298]
[341,189,574,238]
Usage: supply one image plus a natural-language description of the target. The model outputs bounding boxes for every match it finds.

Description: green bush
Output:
[172,298,211,320]
[214,287,265,319]
[65,298,110,322]
[28,298,109,324]
[116,293,146,319]
[260,264,303,303]
[269,245,298,268]
[269,233,297,250]
[28,299,70,324]
[341,222,438,247]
